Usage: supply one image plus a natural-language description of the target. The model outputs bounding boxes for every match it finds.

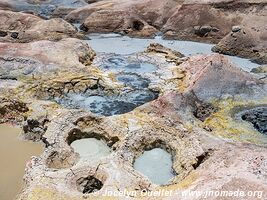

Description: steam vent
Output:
[0,0,266,200]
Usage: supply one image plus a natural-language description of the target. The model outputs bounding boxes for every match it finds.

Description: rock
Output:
[0,10,85,42]
[23,118,48,141]
[212,27,267,64]
[0,38,95,79]
[77,176,103,194]
[179,54,264,101]
[10,32,19,39]
[232,25,241,32]
[65,0,266,44]
[65,0,179,38]
[0,40,265,200]
[0,31,7,37]
[251,66,267,74]
[193,101,218,122]
[0,98,29,123]
[194,25,213,37]
[0,38,100,98]
[145,43,184,64]
[77,10,158,38]
[0,0,12,10]
[146,43,184,57]
[163,1,266,43]
[0,2,266,200]
[241,107,267,134]
[4,0,89,18]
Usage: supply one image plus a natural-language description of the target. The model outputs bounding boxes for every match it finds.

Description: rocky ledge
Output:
[0,10,86,42]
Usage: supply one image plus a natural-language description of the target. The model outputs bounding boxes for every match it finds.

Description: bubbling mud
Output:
[54,58,159,116]
[241,107,267,135]
[56,89,158,116]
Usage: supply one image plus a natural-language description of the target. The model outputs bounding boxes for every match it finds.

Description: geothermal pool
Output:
[241,107,267,135]
[0,124,43,200]
[70,138,111,161]
[134,148,175,185]
[54,57,159,116]
[87,34,260,72]
[56,33,262,116]
[56,88,158,116]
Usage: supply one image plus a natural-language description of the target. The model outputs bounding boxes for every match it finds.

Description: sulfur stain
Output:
[203,98,267,144]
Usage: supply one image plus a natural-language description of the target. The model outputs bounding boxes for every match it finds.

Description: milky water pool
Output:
[70,138,111,161]
[134,148,175,185]
[87,34,260,72]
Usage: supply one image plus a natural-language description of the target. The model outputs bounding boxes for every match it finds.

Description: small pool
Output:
[70,138,111,161]
[133,148,175,185]
[0,124,43,200]
[241,107,267,135]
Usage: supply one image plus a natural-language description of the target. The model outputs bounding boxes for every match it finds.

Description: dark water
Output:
[241,107,267,134]
[56,89,158,116]
[54,54,159,116]
[116,73,150,89]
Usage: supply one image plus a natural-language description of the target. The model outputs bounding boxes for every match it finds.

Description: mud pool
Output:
[133,148,175,185]
[54,57,159,116]
[56,89,158,116]
[87,34,260,72]
[55,33,262,117]
[241,107,267,135]
[70,138,111,161]
[0,124,43,200]
[99,57,157,74]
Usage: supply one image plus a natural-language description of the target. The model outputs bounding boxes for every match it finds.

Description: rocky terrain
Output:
[0,0,266,200]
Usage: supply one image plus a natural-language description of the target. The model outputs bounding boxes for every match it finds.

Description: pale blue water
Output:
[134,148,175,185]
[87,34,260,72]
[71,138,111,161]
[87,34,213,56]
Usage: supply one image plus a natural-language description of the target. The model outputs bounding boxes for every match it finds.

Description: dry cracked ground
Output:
[0,0,267,200]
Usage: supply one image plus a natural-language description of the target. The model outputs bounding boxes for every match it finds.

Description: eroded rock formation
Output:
[0,1,266,200]
[212,26,267,64]
[0,10,85,42]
